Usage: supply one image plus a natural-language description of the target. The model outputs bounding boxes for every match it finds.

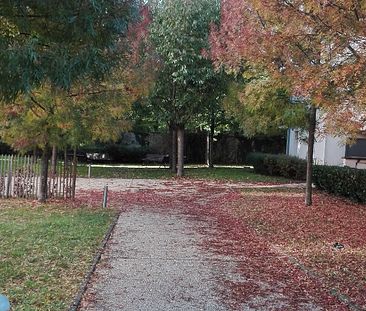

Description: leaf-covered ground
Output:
[0,200,116,311]
[232,188,366,310]
[77,179,364,310]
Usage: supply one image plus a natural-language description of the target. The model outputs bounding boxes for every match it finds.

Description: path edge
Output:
[68,211,121,311]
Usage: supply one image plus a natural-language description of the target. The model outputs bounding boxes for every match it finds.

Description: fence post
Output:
[0,154,3,197]
[6,155,13,198]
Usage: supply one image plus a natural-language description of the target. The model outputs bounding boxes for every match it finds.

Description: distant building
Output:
[286,129,366,169]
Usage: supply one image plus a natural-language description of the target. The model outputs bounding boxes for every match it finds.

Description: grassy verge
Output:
[231,188,366,308]
[77,165,290,183]
[0,201,116,311]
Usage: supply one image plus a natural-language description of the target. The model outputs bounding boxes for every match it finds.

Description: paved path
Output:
[77,179,346,311]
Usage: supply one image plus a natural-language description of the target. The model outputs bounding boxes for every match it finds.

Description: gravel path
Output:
[76,177,305,193]
[76,178,172,192]
[80,208,235,311]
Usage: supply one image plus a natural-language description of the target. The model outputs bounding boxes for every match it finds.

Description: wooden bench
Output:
[142,154,169,166]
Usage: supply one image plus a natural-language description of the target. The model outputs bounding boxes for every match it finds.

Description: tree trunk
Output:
[206,117,215,168]
[177,124,185,177]
[305,105,317,206]
[206,132,210,166]
[39,147,50,203]
[71,147,77,199]
[170,124,177,174]
[51,145,57,178]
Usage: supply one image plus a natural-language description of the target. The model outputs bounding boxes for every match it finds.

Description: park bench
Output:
[142,154,169,166]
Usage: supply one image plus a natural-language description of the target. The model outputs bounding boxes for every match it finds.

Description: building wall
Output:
[287,129,346,167]
[313,137,326,165]
[287,129,298,157]
[323,136,346,166]
[287,129,308,159]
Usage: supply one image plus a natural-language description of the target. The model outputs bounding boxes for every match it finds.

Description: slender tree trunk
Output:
[206,132,210,166]
[39,147,50,203]
[305,105,317,206]
[170,124,177,174]
[51,145,57,178]
[177,124,185,177]
[71,147,77,199]
[207,117,215,168]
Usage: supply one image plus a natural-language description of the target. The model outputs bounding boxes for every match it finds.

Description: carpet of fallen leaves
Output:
[231,188,366,310]
[76,179,365,310]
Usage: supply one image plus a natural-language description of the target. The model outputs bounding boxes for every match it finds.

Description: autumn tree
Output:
[221,69,307,138]
[210,0,366,205]
[145,0,221,176]
[0,0,135,201]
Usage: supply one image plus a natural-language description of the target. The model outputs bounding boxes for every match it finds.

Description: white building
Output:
[286,129,366,169]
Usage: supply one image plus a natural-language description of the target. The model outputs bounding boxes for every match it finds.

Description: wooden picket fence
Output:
[0,154,75,199]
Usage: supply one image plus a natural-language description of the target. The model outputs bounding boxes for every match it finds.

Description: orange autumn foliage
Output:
[210,0,366,137]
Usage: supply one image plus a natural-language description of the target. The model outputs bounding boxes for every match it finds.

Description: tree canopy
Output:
[146,0,221,127]
[0,0,134,101]
[222,76,307,137]
[0,0,138,151]
[210,0,366,137]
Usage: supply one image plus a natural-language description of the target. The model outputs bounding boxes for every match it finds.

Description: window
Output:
[345,139,366,159]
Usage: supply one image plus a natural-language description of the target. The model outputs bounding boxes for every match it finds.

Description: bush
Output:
[313,165,366,203]
[247,153,307,180]
[0,141,13,154]
[106,145,150,163]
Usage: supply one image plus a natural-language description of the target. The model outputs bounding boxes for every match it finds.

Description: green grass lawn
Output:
[0,201,116,311]
[77,164,291,183]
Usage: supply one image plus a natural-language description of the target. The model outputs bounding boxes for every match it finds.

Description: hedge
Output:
[247,152,366,203]
[313,165,366,203]
[246,153,306,181]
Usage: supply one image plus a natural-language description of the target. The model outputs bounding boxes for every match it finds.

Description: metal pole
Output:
[88,164,91,178]
[102,185,108,208]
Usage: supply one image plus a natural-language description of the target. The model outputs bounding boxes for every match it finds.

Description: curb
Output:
[68,211,121,311]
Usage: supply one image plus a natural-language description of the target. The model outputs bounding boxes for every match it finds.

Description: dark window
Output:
[345,139,366,159]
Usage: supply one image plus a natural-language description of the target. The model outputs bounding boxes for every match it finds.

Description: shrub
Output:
[313,165,366,203]
[107,145,150,163]
[0,141,13,154]
[247,153,307,180]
